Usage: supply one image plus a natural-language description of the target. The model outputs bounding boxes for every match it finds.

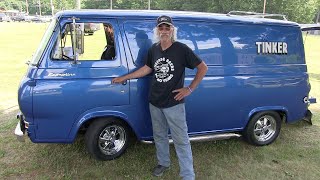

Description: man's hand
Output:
[112,76,126,84]
[112,65,153,84]
[172,87,192,101]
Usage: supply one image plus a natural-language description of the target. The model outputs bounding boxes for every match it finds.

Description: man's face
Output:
[157,24,173,42]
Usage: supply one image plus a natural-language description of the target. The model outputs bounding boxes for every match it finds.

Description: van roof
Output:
[56,9,299,27]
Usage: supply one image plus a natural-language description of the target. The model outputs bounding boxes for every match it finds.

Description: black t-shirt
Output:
[145,41,202,108]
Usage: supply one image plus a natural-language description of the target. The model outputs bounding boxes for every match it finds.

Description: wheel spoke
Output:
[266,124,273,130]
[111,130,116,137]
[102,142,111,150]
[104,129,111,136]
[113,128,119,135]
[256,120,263,127]
[263,117,268,126]
[254,128,263,135]
[99,137,108,143]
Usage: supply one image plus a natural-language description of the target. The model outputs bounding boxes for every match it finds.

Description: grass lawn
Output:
[0,22,319,179]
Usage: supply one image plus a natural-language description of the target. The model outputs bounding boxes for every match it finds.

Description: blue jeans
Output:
[149,103,195,180]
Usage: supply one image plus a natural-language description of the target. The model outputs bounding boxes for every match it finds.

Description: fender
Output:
[68,109,137,141]
[247,106,289,125]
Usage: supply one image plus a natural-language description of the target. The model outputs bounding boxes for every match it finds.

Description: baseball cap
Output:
[157,15,173,26]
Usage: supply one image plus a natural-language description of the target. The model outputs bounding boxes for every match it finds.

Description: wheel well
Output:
[276,110,287,122]
[249,110,287,125]
[78,116,137,139]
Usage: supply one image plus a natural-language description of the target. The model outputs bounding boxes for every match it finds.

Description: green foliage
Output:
[81,0,149,10]
[0,0,24,11]
[0,0,75,15]
[154,0,319,23]
[0,0,319,23]
[265,0,319,23]
[206,0,263,13]
[81,0,109,9]
[113,0,149,9]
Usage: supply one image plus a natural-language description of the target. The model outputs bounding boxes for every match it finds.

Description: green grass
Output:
[305,35,320,106]
[0,22,49,111]
[0,22,320,179]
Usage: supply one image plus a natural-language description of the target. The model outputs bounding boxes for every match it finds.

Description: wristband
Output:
[187,86,193,93]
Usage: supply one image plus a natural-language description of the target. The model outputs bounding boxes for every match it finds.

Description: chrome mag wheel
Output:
[98,125,126,156]
[244,111,281,146]
[253,115,277,142]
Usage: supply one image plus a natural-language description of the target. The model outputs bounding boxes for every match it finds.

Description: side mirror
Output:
[70,17,84,63]
[75,23,84,55]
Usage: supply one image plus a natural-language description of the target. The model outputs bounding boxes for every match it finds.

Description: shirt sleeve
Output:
[184,44,202,69]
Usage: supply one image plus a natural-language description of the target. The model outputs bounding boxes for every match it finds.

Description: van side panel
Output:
[179,21,308,133]
[123,18,309,138]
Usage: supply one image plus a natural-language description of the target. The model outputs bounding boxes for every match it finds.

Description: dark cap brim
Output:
[157,22,173,27]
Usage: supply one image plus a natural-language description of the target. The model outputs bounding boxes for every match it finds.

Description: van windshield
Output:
[30,18,57,65]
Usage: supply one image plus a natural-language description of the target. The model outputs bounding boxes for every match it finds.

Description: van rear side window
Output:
[175,22,303,65]
[124,21,154,67]
[51,22,116,61]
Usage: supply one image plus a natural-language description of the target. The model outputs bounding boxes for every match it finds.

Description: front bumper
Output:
[14,113,27,142]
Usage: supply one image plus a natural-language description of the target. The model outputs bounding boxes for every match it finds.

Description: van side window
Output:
[51,22,116,61]
[176,22,302,65]
[176,23,223,65]
[124,21,154,67]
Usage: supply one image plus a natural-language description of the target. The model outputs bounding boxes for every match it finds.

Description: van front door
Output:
[33,19,129,140]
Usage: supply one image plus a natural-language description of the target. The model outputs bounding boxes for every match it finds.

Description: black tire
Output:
[85,118,130,160]
[243,111,281,146]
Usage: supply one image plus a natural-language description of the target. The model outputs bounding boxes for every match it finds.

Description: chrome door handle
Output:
[122,80,127,85]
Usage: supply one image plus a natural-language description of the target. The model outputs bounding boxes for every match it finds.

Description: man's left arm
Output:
[173,61,208,101]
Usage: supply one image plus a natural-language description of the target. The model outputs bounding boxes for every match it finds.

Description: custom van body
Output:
[15,10,317,160]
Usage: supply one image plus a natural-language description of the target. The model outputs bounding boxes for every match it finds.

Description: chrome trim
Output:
[303,96,317,105]
[141,133,241,144]
[309,96,317,104]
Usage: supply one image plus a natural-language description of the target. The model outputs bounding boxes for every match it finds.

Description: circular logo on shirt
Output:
[154,57,175,83]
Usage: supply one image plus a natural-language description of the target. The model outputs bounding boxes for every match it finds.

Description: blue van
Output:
[15,10,317,160]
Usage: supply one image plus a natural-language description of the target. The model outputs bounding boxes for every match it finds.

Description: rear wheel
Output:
[244,111,281,146]
[85,118,130,160]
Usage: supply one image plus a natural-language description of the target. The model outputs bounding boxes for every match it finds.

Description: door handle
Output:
[122,80,127,85]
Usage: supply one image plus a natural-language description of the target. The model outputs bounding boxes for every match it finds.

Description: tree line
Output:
[0,0,319,23]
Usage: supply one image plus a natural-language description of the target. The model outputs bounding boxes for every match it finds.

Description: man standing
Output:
[112,15,207,180]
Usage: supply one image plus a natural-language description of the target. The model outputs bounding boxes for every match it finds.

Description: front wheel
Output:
[244,111,281,146]
[85,118,130,160]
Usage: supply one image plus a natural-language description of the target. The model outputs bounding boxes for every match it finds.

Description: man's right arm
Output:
[112,65,152,83]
